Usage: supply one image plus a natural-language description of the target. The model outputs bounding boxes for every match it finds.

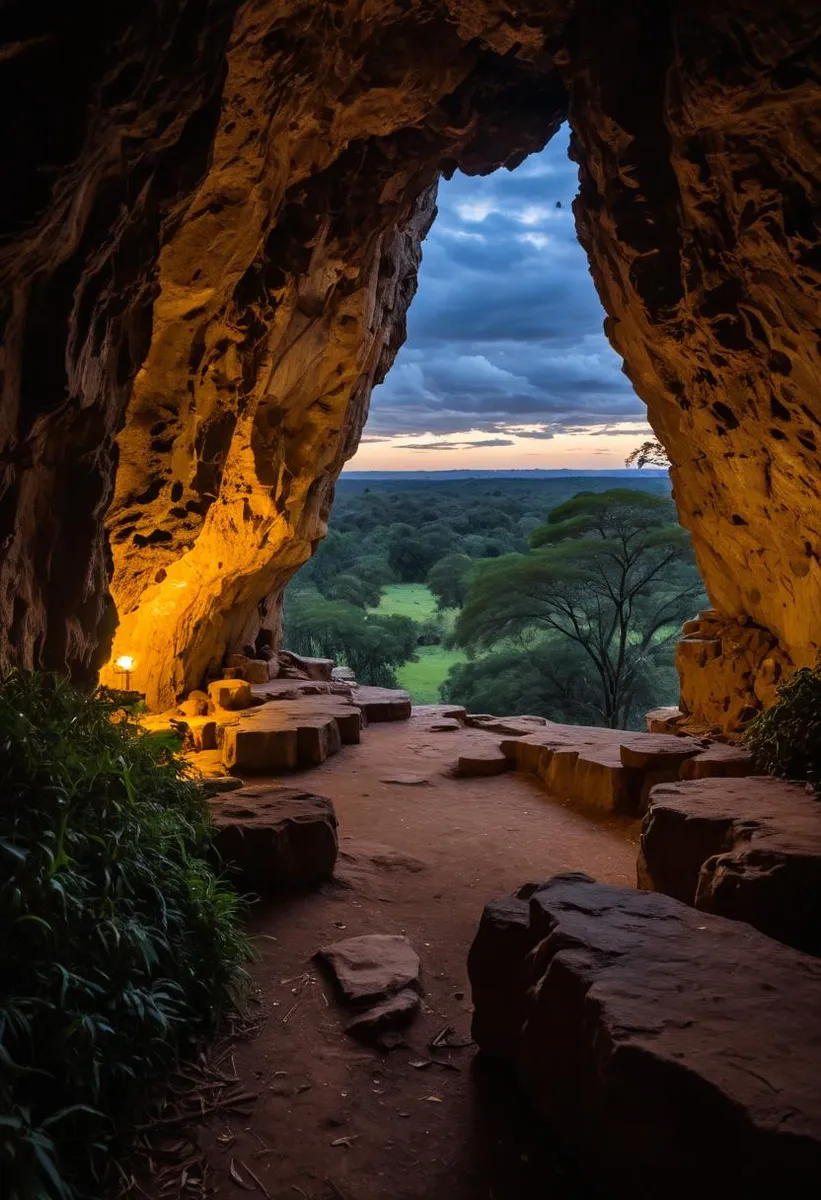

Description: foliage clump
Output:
[452,490,705,728]
[0,672,249,1200]
[744,663,821,786]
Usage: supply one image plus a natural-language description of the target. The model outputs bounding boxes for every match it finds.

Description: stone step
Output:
[210,785,337,890]
[221,695,361,772]
[679,741,754,778]
[469,873,821,1195]
[638,775,821,955]
[411,703,467,723]
[453,747,511,778]
[350,686,412,722]
[500,722,704,816]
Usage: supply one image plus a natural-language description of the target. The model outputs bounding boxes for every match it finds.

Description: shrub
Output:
[744,663,821,785]
[0,672,249,1200]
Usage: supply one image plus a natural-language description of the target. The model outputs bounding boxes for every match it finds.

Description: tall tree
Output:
[453,490,705,728]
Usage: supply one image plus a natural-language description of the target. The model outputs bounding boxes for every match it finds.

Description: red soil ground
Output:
[176,715,638,1200]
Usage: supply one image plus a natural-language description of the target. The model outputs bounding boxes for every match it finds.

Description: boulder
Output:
[500,722,705,816]
[644,706,685,733]
[278,650,334,681]
[221,695,360,772]
[183,716,217,752]
[317,934,421,1004]
[225,653,269,684]
[678,742,754,779]
[453,747,511,778]
[178,692,209,718]
[351,686,412,722]
[469,873,821,1196]
[412,704,467,723]
[211,786,338,889]
[466,714,548,735]
[344,988,420,1039]
[199,774,243,796]
[208,678,252,711]
[638,776,821,955]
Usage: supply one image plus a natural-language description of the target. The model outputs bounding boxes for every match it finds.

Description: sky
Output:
[346,125,652,471]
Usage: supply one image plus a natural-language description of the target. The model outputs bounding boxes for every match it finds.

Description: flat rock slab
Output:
[351,686,412,722]
[344,988,420,1039]
[679,741,754,778]
[500,721,705,816]
[453,747,510,778]
[317,934,421,1004]
[251,679,337,701]
[199,775,244,796]
[221,695,361,772]
[469,873,821,1196]
[644,706,685,733]
[211,786,338,890]
[379,773,431,786]
[639,776,821,954]
[411,704,467,723]
[278,651,334,681]
[466,714,548,736]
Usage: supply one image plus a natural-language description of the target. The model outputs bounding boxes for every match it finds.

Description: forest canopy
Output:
[283,474,703,727]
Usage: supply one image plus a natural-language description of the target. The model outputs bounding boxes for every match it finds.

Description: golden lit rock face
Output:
[3,2,821,717]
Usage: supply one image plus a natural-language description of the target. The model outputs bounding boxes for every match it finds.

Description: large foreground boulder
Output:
[469,873,821,1196]
[638,776,821,955]
[211,786,338,890]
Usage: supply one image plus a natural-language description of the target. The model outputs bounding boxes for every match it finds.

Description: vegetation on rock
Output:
[0,673,249,1200]
[744,663,821,786]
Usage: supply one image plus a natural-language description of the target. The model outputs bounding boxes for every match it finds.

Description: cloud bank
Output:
[365,127,648,447]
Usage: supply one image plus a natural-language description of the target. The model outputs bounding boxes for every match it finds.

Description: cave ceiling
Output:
[1,0,819,711]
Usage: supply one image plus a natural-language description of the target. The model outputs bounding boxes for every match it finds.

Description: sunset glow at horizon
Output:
[348,126,652,472]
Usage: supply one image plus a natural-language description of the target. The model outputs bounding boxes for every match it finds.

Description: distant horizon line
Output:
[340,467,668,476]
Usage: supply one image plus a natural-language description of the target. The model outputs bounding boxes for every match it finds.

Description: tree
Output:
[427,553,473,610]
[453,490,705,728]
[441,639,679,727]
[283,590,418,687]
[323,572,381,608]
[625,438,669,469]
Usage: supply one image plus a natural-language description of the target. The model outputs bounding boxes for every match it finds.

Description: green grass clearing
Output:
[371,583,465,703]
[396,645,467,704]
[373,582,438,621]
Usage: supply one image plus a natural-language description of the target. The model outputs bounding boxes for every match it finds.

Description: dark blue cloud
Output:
[367,127,647,439]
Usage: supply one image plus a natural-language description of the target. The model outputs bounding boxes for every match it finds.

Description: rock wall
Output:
[2,1,820,712]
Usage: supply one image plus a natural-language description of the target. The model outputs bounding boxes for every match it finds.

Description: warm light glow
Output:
[115,655,135,672]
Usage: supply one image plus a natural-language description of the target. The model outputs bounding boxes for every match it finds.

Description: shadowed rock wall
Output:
[2,1,820,711]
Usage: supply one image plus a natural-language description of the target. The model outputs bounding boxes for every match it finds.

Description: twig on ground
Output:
[238,1158,272,1199]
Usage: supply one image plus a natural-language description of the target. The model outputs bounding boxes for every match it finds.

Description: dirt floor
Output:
[179,714,639,1200]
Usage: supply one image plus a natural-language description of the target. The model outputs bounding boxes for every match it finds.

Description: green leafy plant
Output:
[744,663,821,785]
[0,671,250,1199]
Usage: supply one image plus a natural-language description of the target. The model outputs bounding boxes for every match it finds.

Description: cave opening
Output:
[3,4,821,1197]
[350,123,655,473]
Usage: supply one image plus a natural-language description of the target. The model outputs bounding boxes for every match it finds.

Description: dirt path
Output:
[197,714,639,1200]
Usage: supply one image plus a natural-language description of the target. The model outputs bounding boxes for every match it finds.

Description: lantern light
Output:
[114,655,135,689]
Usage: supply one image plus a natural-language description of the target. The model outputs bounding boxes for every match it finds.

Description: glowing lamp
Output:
[114,655,135,689]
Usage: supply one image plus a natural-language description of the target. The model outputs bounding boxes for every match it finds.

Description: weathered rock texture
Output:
[500,722,708,816]
[676,609,796,731]
[2,3,820,714]
[638,776,821,955]
[210,784,338,889]
[469,873,821,1195]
